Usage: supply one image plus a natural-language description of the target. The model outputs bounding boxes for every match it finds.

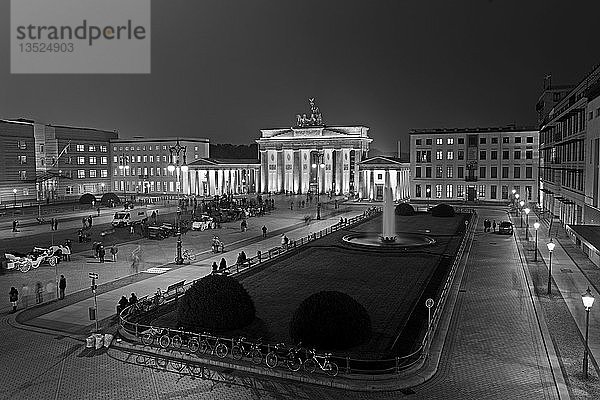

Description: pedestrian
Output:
[240,250,247,265]
[219,257,227,271]
[492,220,497,232]
[290,201,293,210]
[50,218,55,231]
[12,220,18,232]
[262,225,267,238]
[82,217,87,229]
[98,245,106,263]
[128,293,138,306]
[59,275,66,300]
[97,207,101,217]
[88,216,93,228]
[9,287,18,313]
[54,218,59,231]
[64,239,72,261]
[130,225,134,234]
[117,296,129,315]
[212,261,218,274]
[110,244,118,261]
[284,235,289,249]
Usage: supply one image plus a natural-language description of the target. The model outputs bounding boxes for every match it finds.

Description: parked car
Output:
[148,226,167,240]
[498,221,513,235]
[192,215,213,231]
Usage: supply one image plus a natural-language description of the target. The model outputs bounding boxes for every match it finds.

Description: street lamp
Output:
[582,287,595,379]
[168,139,188,265]
[524,208,530,240]
[12,188,17,207]
[312,153,325,220]
[547,240,555,295]
[511,189,516,207]
[519,200,525,227]
[514,193,520,215]
[533,222,540,261]
[426,187,431,210]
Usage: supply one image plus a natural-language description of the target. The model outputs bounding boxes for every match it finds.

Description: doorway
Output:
[467,186,476,202]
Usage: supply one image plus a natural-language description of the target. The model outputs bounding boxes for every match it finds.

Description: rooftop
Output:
[409,125,537,135]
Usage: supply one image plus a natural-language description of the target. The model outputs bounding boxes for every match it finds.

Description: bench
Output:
[166,280,186,300]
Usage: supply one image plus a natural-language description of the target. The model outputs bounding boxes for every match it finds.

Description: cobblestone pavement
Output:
[0,205,569,399]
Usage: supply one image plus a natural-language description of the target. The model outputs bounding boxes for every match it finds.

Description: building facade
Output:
[409,126,539,204]
[537,65,600,225]
[0,120,36,204]
[357,156,410,201]
[184,158,260,196]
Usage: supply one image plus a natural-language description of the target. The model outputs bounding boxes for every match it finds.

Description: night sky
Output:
[1,0,599,153]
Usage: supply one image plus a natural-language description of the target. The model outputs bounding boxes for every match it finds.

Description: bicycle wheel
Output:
[303,358,316,373]
[251,349,263,365]
[287,357,302,372]
[141,333,154,346]
[171,335,182,349]
[159,334,171,349]
[326,362,339,377]
[188,338,200,353]
[200,340,210,354]
[231,345,243,360]
[19,260,32,273]
[215,343,228,358]
[265,352,278,368]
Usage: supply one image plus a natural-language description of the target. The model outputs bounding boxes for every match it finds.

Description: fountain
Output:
[342,170,435,251]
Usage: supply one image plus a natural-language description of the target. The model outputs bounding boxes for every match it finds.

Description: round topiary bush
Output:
[290,291,371,350]
[79,193,97,204]
[101,192,121,206]
[395,203,415,216]
[431,203,455,217]
[177,274,255,331]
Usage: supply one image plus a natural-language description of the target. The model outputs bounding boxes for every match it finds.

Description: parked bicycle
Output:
[170,329,201,353]
[279,342,304,372]
[199,333,229,358]
[141,327,172,349]
[175,249,196,263]
[230,336,263,365]
[303,348,339,376]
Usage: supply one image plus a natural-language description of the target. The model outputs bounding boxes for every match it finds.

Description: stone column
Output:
[370,170,375,200]
[301,150,311,194]
[260,151,268,193]
[334,149,343,195]
[324,149,334,194]
[293,150,301,194]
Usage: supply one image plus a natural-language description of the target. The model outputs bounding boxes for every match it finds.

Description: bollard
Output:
[346,356,351,374]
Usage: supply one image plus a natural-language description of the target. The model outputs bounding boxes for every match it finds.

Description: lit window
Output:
[478,185,486,198]
[101,170,108,177]
[447,151,454,160]
[89,157,97,165]
[447,138,454,145]
[436,151,443,160]
[88,145,96,152]
[100,145,107,152]
[90,170,97,178]
[18,155,27,164]
[446,184,453,198]
[435,184,442,198]
[101,157,107,165]
[447,166,453,178]
[78,170,85,178]
[436,138,443,145]
[77,144,85,151]
[78,157,85,165]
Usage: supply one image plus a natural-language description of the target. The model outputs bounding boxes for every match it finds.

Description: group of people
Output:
[82,215,94,229]
[92,242,118,263]
[211,257,229,274]
[483,219,497,233]
[50,218,59,231]
[281,234,290,249]
[116,292,138,315]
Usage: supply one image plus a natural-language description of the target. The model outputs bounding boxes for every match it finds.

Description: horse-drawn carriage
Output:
[4,245,69,273]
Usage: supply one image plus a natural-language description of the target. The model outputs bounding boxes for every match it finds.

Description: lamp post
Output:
[524,207,530,240]
[426,187,431,210]
[519,200,525,227]
[582,287,595,379]
[534,222,540,261]
[547,240,555,295]
[312,153,325,220]
[168,139,188,265]
[13,188,17,207]
[511,189,516,209]
[514,193,520,215]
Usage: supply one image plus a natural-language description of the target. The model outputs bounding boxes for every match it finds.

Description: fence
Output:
[119,208,476,375]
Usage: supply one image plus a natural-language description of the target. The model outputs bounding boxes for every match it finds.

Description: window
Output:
[458,150,464,160]
[100,145,107,152]
[514,166,521,179]
[150,155,154,162]
[19,171,27,180]
[425,167,431,178]
[526,150,533,159]
[76,144,85,151]
[416,139,422,145]
[426,139,432,145]
[501,185,508,199]
[113,155,118,163]
[77,156,85,165]
[436,138,443,145]
[514,151,521,160]
[143,155,147,162]
[491,185,497,199]
[457,185,464,198]
[101,170,108,178]
[479,166,486,179]
[18,155,27,164]
[78,170,85,178]
[491,150,497,160]
[478,185,486,198]
[89,157,97,165]
[514,137,521,143]
[436,166,443,178]
[502,167,509,178]
[88,145,96,152]
[447,138,454,145]
[66,186,74,194]
[458,166,464,178]
[426,185,432,197]
[526,136,534,144]
[491,167,497,178]
[415,185,422,197]
[479,151,486,160]
[137,155,141,162]
[447,166,453,178]
[101,157,107,165]
[447,151,454,160]
[446,184,453,198]
[435,184,442,198]
[491,137,498,144]
[526,186,533,200]
[502,137,510,144]
[415,167,422,178]
[425,151,431,162]
[502,150,509,160]
[416,151,421,163]
[377,173,383,180]
[436,151,443,160]
[458,138,465,144]
[89,170,97,178]
[162,155,167,162]
[526,167,532,179]
[480,137,486,144]
[18,140,27,149]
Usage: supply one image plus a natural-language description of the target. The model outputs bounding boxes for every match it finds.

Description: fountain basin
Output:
[342,232,435,251]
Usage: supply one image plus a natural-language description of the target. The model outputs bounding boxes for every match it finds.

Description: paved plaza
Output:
[1,202,600,398]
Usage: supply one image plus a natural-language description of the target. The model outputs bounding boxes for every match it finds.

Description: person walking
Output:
[128,293,138,306]
[98,245,106,263]
[117,296,129,315]
[492,220,497,233]
[97,207,101,217]
[262,225,267,238]
[110,244,118,261]
[54,218,59,231]
[212,261,218,274]
[58,275,66,300]
[219,257,227,271]
[12,220,18,232]
[88,216,93,228]
[9,287,18,313]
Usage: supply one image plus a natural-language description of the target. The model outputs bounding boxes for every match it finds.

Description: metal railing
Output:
[118,208,476,375]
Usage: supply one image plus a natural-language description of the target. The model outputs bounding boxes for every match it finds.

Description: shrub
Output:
[431,203,455,217]
[290,291,371,350]
[395,203,415,216]
[79,193,97,205]
[177,274,255,332]
[101,192,121,206]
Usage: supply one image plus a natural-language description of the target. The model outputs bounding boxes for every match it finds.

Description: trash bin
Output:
[103,334,114,348]
[93,333,104,349]
[86,336,95,348]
